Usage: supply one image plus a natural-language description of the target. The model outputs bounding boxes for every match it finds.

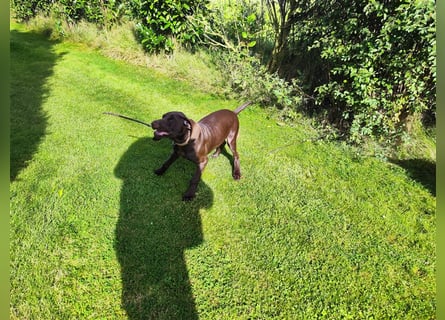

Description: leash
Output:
[103,111,152,128]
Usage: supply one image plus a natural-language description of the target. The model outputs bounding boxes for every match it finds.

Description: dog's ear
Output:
[184,119,192,130]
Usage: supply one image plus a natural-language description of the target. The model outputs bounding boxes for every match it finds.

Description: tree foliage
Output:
[265,0,436,142]
[11,0,125,26]
[190,0,305,110]
[11,0,207,52]
[194,0,261,51]
[128,0,208,53]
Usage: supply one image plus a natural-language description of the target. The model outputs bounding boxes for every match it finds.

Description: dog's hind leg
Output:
[226,133,241,180]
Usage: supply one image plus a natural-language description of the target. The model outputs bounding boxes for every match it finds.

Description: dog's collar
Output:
[175,119,200,146]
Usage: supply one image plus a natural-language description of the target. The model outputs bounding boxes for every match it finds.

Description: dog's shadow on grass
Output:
[114,137,213,319]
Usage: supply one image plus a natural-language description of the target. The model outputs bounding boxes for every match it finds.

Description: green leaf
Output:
[246,13,256,23]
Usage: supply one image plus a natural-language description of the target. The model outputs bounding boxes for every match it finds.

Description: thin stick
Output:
[103,112,152,128]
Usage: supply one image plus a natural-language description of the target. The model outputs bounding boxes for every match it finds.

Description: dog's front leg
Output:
[182,158,208,201]
[154,151,179,176]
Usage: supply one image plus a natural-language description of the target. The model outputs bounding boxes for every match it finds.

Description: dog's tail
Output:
[103,112,152,128]
[234,101,252,114]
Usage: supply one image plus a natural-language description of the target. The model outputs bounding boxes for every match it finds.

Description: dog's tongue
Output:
[154,130,169,139]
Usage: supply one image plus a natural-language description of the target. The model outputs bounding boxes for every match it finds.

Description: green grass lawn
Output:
[10,22,436,319]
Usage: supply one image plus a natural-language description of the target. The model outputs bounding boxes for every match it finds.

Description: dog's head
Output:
[151,111,192,141]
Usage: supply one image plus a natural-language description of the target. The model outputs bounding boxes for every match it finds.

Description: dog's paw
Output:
[233,171,241,180]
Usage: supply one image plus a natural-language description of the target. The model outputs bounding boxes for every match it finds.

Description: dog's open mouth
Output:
[153,130,169,140]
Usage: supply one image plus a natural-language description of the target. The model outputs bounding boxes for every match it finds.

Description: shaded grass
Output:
[10,27,60,181]
[389,158,436,196]
[10,23,436,319]
[114,137,212,319]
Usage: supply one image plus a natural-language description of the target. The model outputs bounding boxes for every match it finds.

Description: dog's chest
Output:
[176,144,199,163]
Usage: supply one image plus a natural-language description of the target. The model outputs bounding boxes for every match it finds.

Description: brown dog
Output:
[151,102,251,200]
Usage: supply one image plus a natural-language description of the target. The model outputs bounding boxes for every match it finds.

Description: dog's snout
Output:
[151,120,159,129]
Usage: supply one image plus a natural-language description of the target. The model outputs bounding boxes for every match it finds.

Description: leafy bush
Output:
[196,0,262,51]
[11,0,205,51]
[11,0,125,27]
[290,0,436,143]
[129,0,208,53]
[195,0,303,111]
[11,0,50,21]
[212,50,303,111]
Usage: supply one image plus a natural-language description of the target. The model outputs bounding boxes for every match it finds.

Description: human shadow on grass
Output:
[10,29,62,181]
[114,137,213,319]
[390,158,436,196]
